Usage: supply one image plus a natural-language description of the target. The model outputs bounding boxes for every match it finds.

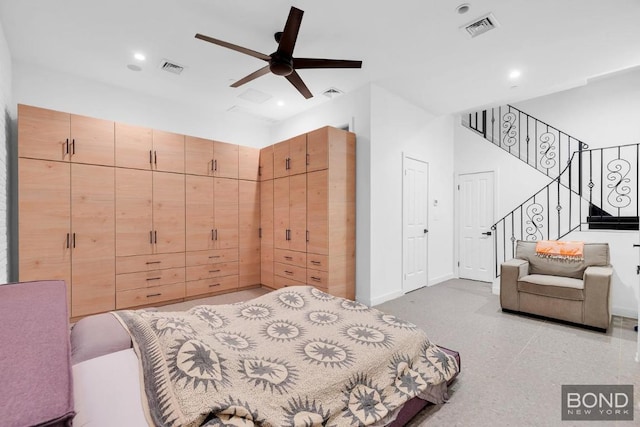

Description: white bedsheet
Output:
[72,349,148,426]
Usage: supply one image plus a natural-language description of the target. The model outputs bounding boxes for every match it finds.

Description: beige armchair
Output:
[500,240,612,331]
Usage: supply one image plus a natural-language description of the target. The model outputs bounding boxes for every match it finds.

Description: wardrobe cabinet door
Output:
[18,159,71,305]
[260,179,274,287]
[185,136,214,176]
[18,105,70,162]
[153,130,184,174]
[213,141,239,179]
[306,127,329,172]
[186,175,214,251]
[116,168,153,256]
[289,173,307,252]
[306,170,328,255]
[239,180,260,286]
[214,178,239,249]
[259,146,274,181]
[239,146,260,181]
[153,172,186,254]
[70,114,115,166]
[273,140,290,179]
[273,177,289,249]
[115,123,153,170]
[71,164,115,317]
[288,134,307,176]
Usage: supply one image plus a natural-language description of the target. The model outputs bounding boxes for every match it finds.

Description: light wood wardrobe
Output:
[18,104,355,318]
[260,126,356,299]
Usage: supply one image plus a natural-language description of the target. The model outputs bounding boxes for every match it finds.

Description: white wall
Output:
[0,21,12,283]
[514,68,640,149]
[12,61,271,148]
[272,84,457,306]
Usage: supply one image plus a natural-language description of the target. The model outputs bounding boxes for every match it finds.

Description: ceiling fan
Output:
[195,6,362,99]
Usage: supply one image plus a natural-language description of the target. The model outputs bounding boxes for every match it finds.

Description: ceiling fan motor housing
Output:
[269,51,293,76]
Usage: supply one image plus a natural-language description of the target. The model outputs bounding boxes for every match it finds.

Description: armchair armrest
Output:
[583,265,613,330]
[500,258,529,311]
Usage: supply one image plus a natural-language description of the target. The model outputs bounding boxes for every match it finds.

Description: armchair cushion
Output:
[518,274,584,300]
[515,240,609,279]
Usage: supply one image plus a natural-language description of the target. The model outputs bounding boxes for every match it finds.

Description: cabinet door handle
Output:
[310,260,321,265]
[149,150,153,165]
[213,159,217,172]
[149,230,153,244]
[214,229,218,241]
[310,276,321,282]
[208,255,221,259]
[258,166,262,176]
[209,269,221,273]
[306,230,309,242]
[211,229,215,240]
[284,256,293,260]
[209,283,220,288]
[146,293,161,298]
[154,230,158,244]
[284,270,293,275]
[259,228,262,238]
[66,233,70,248]
[146,277,161,281]
[285,158,290,170]
[72,233,76,248]
[306,153,310,165]
[145,261,161,265]
[65,138,69,155]
[71,139,76,155]
[154,150,157,165]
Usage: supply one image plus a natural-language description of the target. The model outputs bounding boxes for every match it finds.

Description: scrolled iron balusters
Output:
[606,158,632,209]
[524,203,545,241]
[501,111,518,148]
[538,131,557,170]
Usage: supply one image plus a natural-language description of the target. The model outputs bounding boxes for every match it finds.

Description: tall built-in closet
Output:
[17,104,355,319]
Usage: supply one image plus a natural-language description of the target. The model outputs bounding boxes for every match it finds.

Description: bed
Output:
[71,286,460,426]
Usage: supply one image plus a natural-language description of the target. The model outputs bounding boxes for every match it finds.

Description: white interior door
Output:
[459,171,494,282]
[403,156,428,293]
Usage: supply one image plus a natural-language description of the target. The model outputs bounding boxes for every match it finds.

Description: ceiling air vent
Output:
[159,59,185,75]
[461,13,499,38]
[322,87,344,99]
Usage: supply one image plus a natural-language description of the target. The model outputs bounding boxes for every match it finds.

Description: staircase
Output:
[462,105,639,276]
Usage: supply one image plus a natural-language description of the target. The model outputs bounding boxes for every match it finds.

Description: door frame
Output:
[456,170,496,286]
[402,153,429,294]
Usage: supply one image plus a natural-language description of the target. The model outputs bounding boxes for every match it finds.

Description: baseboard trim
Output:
[612,306,639,320]
[428,273,454,287]
[370,290,404,307]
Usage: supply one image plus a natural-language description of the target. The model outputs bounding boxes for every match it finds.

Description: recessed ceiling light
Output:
[509,70,521,79]
[134,53,146,61]
[456,3,470,14]
[127,64,142,72]
[276,100,285,107]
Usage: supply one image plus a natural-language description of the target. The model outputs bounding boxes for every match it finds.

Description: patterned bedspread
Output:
[112,286,459,427]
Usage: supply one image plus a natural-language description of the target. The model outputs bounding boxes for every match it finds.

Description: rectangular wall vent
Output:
[159,59,185,75]
[461,13,499,38]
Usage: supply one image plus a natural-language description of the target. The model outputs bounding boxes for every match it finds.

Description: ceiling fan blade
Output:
[230,65,271,88]
[277,7,304,56]
[293,58,363,69]
[195,33,270,61]
[285,70,313,99]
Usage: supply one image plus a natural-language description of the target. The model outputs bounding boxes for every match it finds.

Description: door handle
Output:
[633,244,640,248]
[424,229,428,234]
[481,231,492,236]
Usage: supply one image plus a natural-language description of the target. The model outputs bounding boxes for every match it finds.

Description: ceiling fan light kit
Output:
[195,6,362,99]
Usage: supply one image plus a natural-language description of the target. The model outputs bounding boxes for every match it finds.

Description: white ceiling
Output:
[1,0,639,122]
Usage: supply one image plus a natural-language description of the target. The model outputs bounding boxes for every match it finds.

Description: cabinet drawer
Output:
[116,253,185,274]
[274,262,306,283]
[307,254,328,271]
[273,275,306,289]
[186,249,239,267]
[186,275,239,297]
[274,249,306,267]
[116,282,185,309]
[186,261,238,282]
[116,267,185,292]
[307,269,329,288]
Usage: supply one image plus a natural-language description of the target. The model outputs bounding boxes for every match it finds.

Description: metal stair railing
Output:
[491,143,640,277]
[465,105,588,179]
